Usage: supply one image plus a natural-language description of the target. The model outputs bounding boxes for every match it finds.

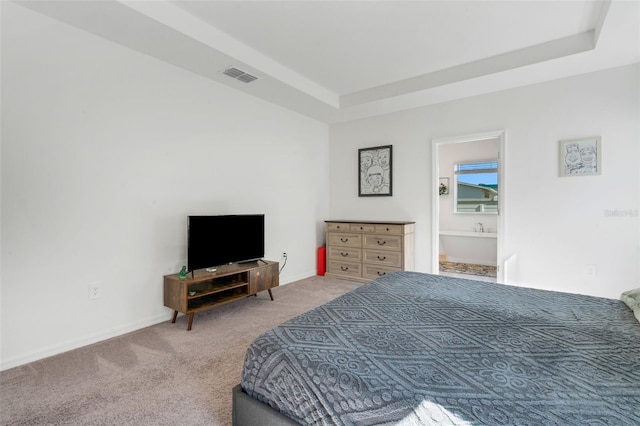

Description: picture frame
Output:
[559,136,601,177]
[438,177,449,195]
[359,145,392,196]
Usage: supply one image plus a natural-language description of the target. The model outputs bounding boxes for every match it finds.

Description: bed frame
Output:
[232,384,298,426]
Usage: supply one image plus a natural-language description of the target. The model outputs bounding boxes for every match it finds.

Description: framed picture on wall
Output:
[559,136,601,176]
[438,177,449,195]
[359,145,392,196]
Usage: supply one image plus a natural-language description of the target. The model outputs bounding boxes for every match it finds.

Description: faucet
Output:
[476,223,484,232]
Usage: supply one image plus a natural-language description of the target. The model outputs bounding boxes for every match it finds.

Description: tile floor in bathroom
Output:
[439,261,497,282]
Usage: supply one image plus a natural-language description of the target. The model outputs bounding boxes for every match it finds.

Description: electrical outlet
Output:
[282,252,287,258]
[88,282,101,300]
[586,264,597,277]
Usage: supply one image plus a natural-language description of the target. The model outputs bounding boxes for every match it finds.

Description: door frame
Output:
[431,130,506,283]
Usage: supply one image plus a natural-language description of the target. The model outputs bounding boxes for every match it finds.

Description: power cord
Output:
[279,252,288,273]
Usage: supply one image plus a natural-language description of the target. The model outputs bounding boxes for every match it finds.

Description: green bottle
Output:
[179,265,188,279]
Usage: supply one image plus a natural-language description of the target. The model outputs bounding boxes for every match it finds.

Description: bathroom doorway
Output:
[431,131,505,283]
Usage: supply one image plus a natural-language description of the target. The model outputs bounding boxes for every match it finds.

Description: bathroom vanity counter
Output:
[440,230,497,238]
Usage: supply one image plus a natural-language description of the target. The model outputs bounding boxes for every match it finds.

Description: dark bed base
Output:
[232,384,299,426]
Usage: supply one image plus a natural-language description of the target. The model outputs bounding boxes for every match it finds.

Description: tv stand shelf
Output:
[163,260,278,330]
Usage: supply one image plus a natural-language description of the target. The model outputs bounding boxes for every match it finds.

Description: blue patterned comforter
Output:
[241,272,640,425]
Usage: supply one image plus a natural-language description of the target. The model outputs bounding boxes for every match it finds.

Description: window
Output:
[454,161,498,214]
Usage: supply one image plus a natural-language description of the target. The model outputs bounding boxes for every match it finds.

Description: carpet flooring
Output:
[439,261,497,278]
[0,276,361,425]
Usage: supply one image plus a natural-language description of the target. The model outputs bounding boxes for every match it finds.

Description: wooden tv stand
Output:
[163,260,278,330]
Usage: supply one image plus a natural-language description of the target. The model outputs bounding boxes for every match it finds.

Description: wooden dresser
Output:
[325,220,415,282]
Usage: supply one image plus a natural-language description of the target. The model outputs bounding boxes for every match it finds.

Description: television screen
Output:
[187,214,264,271]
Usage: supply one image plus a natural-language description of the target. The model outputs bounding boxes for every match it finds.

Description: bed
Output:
[233,272,640,425]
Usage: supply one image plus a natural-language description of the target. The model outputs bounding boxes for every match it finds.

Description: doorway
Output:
[431,131,505,283]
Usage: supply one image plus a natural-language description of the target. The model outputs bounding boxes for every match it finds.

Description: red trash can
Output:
[317,247,326,276]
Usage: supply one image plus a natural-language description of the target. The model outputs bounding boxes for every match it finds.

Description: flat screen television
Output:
[187,214,264,271]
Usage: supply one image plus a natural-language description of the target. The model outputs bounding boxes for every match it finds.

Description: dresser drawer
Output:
[327,260,362,278]
[363,249,402,267]
[328,233,362,248]
[328,246,362,262]
[325,220,414,283]
[363,234,402,251]
[375,224,403,235]
[326,222,350,232]
[349,223,376,233]
[362,264,401,280]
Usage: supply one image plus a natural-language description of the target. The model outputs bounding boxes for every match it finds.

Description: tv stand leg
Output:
[187,313,194,331]
[171,310,178,324]
[268,289,274,301]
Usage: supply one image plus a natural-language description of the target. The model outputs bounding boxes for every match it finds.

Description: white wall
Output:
[1,4,329,370]
[330,63,639,299]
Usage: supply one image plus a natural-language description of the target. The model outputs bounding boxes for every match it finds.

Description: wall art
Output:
[559,136,601,176]
[359,145,392,196]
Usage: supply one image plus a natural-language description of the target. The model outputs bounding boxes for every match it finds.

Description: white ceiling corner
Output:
[11,0,640,123]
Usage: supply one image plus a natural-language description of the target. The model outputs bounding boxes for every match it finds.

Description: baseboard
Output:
[0,313,171,371]
[279,270,317,286]
[2,269,317,371]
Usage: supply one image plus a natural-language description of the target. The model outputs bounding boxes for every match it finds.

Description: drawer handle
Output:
[377,271,386,276]
[341,266,349,271]
[340,252,349,257]
[377,256,386,261]
[341,238,349,243]
[377,240,386,246]
[359,226,363,230]
[386,227,390,231]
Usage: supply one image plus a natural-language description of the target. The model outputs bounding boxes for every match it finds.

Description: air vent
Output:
[236,73,257,83]
[223,67,244,78]
[222,67,258,84]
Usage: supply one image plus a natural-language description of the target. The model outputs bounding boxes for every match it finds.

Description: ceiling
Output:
[14,0,640,123]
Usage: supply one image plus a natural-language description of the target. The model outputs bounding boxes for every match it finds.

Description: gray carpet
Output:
[0,276,361,425]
